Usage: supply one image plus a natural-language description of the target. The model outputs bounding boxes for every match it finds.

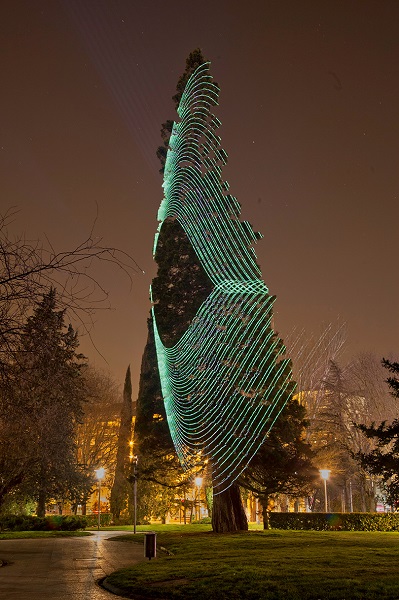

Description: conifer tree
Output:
[136,50,294,533]
[110,365,133,521]
[356,359,399,506]
[13,289,86,516]
[135,50,213,498]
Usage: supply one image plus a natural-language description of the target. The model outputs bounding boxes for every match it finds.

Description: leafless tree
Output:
[285,321,347,426]
[0,207,143,375]
[75,365,122,508]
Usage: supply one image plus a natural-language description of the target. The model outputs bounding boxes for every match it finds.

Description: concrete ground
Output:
[0,531,145,599]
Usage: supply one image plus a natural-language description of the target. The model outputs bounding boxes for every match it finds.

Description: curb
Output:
[100,576,147,599]
[101,577,128,597]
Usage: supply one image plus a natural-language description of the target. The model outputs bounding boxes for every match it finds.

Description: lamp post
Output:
[194,476,203,521]
[94,467,105,531]
[320,469,331,512]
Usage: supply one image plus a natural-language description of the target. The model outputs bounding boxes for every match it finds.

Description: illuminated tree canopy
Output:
[152,62,294,494]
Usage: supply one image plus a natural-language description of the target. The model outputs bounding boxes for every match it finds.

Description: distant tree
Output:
[74,365,121,513]
[239,398,317,527]
[9,289,86,516]
[110,365,133,521]
[356,359,399,507]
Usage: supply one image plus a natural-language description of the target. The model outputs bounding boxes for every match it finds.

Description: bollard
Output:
[144,532,157,560]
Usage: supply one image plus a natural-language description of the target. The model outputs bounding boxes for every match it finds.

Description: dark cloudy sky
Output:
[1,0,398,396]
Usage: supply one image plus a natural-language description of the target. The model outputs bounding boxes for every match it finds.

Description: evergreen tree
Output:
[13,289,86,516]
[156,48,206,174]
[136,50,294,533]
[110,365,133,521]
[135,50,213,505]
[356,359,399,507]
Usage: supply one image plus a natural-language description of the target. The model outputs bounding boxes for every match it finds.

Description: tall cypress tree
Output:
[136,50,294,533]
[110,365,133,521]
[135,50,213,497]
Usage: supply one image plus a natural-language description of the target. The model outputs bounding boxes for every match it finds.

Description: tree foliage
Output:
[74,365,121,513]
[156,48,206,174]
[136,51,213,500]
[1,289,86,515]
[110,365,133,520]
[134,318,188,495]
[356,359,399,506]
[0,206,141,513]
[239,398,317,527]
[0,207,142,381]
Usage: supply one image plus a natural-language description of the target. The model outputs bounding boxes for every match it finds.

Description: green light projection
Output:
[152,62,294,493]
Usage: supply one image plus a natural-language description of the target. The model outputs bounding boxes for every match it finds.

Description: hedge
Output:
[269,512,399,531]
[0,515,88,532]
[84,513,113,527]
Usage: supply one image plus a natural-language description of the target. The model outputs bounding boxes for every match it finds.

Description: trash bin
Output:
[144,532,157,560]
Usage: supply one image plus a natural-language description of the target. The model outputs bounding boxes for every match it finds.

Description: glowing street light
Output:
[95,467,105,531]
[320,469,331,512]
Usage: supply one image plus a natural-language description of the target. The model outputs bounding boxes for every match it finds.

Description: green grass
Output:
[106,527,399,599]
[0,530,92,539]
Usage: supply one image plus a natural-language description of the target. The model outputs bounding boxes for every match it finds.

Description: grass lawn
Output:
[106,526,399,599]
[0,530,91,539]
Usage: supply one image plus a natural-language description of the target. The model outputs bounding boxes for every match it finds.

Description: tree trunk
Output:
[37,490,46,518]
[212,483,248,533]
[260,495,270,529]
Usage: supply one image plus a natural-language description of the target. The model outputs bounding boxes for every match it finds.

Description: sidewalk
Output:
[0,531,145,599]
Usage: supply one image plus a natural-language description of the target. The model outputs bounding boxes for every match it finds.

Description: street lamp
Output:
[320,469,331,512]
[94,467,105,531]
[194,476,203,521]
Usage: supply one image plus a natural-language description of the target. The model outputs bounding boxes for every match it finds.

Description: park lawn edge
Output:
[104,529,399,600]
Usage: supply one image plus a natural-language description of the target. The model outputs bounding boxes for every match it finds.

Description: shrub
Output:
[84,513,113,527]
[0,515,88,532]
[269,512,399,531]
[191,517,211,524]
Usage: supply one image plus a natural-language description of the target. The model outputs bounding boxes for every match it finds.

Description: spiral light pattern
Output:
[152,62,294,493]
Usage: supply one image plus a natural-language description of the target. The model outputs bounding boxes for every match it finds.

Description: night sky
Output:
[1,0,398,396]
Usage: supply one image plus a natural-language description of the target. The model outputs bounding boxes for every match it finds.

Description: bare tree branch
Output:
[0,208,144,372]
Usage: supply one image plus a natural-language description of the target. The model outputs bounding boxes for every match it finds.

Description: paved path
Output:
[0,531,145,599]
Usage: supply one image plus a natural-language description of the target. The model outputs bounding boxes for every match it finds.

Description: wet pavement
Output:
[0,531,145,599]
